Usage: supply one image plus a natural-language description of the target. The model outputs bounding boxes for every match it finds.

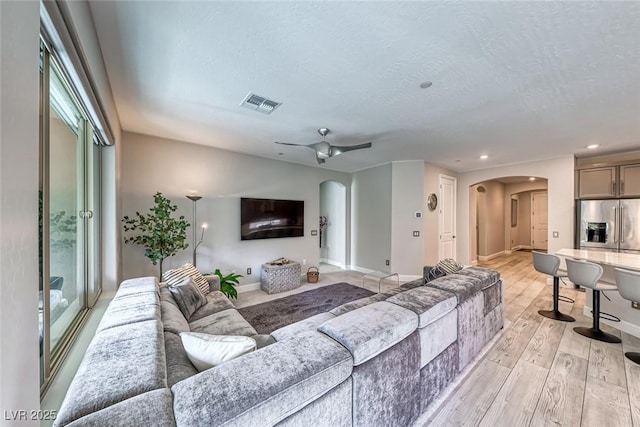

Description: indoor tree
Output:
[122,192,190,279]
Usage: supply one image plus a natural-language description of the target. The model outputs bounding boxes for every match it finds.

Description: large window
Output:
[39,41,102,391]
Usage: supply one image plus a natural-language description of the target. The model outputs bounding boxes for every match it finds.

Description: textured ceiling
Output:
[88,1,640,173]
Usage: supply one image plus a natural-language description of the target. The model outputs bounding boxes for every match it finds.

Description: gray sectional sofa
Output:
[55,266,503,426]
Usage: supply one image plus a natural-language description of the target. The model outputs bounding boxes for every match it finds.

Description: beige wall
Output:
[457,156,575,265]
[391,161,424,275]
[474,181,505,258]
[121,132,352,284]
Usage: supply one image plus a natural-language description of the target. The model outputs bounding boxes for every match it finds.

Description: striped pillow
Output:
[435,258,463,275]
[163,263,210,295]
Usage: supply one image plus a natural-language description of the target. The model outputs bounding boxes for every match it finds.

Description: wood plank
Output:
[426,359,511,426]
[521,318,566,369]
[557,321,591,360]
[582,376,632,427]
[530,351,588,427]
[487,315,541,369]
[587,340,627,388]
[478,359,548,426]
[625,363,640,427]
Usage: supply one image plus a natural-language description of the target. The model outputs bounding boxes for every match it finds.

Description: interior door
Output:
[531,191,548,250]
[439,175,457,260]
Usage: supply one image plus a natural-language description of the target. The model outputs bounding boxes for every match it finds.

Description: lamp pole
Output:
[186,195,202,266]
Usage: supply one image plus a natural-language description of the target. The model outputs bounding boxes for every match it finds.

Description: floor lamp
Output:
[186,195,204,266]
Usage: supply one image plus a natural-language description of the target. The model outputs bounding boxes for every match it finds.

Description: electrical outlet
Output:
[413,231,420,237]
[632,301,640,310]
[246,268,251,275]
[553,231,559,238]
[303,259,307,266]
[385,260,390,266]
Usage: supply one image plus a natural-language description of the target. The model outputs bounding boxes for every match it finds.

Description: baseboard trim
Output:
[320,258,345,268]
[237,282,261,293]
[478,251,505,262]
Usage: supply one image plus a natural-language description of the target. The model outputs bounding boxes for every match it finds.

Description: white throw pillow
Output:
[180,332,257,371]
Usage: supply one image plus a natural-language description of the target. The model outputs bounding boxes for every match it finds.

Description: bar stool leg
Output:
[573,290,621,344]
[538,277,575,322]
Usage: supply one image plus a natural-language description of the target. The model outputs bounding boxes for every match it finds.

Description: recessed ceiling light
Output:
[529,177,536,181]
[480,155,488,160]
[277,152,284,155]
[420,81,433,89]
[455,159,461,163]
[586,144,599,150]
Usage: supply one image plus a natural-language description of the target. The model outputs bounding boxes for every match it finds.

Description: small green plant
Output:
[122,192,190,279]
[213,269,242,299]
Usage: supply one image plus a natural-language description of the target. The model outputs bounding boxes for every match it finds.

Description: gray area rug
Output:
[238,282,375,334]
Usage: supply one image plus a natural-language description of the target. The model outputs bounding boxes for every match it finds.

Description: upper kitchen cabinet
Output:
[620,164,640,197]
[578,166,616,198]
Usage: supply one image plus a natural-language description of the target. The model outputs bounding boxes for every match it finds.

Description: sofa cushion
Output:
[164,332,198,388]
[63,389,175,427]
[163,262,209,295]
[171,331,353,426]
[97,292,160,332]
[329,293,388,317]
[398,280,424,291]
[56,320,167,426]
[169,277,207,319]
[425,273,486,304]
[482,279,503,315]
[189,308,258,337]
[386,286,457,328]
[161,300,190,335]
[319,301,419,366]
[188,290,235,323]
[455,266,501,289]
[252,334,276,349]
[271,312,335,342]
[180,332,256,371]
[115,276,158,298]
[159,284,178,309]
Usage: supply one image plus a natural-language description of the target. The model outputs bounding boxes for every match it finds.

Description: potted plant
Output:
[122,192,190,279]
[213,269,242,299]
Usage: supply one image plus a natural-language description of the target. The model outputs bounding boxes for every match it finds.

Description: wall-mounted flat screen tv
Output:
[241,197,304,240]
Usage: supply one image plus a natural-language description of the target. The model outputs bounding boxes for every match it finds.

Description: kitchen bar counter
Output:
[556,248,640,271]
[556,248,640,338]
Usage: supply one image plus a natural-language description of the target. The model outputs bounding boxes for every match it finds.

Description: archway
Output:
[319,180,347,271]
[469,177,548,264]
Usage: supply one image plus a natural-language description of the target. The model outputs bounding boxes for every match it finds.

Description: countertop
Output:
[556,248,640,271]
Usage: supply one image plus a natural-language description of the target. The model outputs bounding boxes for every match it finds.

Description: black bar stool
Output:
[566,258,621,344]
[615,268,640,364]
[532,252,575,322]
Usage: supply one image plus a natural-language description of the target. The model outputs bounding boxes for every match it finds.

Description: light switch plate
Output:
[415,212,422,218]
[552,231,559,238]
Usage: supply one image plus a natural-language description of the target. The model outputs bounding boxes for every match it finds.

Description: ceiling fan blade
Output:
[330,142,372,157]
[274,141,305,147]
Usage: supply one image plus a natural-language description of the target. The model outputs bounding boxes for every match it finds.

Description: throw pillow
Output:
[163,263,210,295]
[180,332,257,371]
[435,258,464,275]
[168,277,207,319]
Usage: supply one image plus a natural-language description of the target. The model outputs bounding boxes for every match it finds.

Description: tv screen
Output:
[241,198,304,240]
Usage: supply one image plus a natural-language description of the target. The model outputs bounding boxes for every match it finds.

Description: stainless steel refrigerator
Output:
[579,199,640,253]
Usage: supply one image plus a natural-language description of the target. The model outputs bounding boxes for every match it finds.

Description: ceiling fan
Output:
[275,128,372,164]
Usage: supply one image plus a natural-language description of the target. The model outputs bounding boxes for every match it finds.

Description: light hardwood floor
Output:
[233,253,639,426]
[425,251,640,427]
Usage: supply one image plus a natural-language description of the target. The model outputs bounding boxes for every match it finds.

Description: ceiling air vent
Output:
[240,92,282,114]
